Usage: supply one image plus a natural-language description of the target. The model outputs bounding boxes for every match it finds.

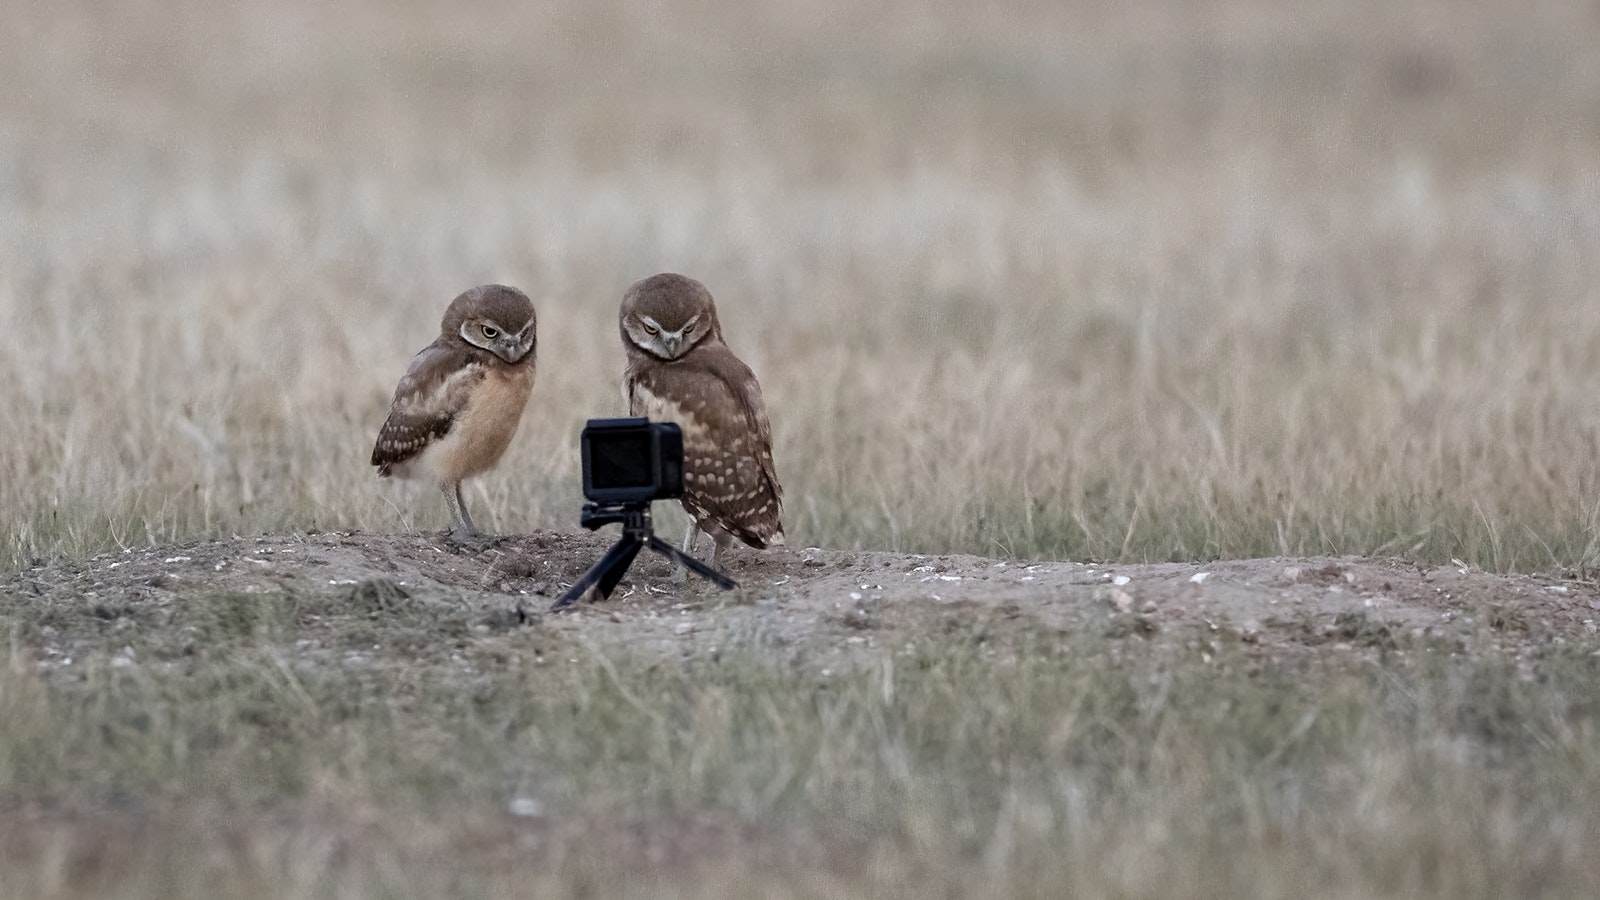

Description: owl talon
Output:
[443,527,488,547]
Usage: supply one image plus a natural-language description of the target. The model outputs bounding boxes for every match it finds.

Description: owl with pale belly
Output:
[372,284,537,541]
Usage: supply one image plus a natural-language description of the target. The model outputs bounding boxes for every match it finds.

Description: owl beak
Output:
[496,337,526,364]
[662,334,682,356]
[509,327,534,362]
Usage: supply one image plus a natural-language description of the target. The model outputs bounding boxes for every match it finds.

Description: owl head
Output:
[619,273,723,361]
[442,284,537,365]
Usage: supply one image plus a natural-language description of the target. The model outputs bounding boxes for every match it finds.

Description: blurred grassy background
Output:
[3,0,1600,571]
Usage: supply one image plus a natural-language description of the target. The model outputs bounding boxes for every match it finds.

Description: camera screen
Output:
[589,430,653,489]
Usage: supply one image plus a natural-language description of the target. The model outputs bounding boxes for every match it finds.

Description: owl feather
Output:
[371,346,488,475]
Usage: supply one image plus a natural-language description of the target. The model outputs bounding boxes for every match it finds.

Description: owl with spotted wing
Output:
[619,273,784,568]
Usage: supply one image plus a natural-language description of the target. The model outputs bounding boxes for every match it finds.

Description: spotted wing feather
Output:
[371,344,486,476]
[626,347,784,548]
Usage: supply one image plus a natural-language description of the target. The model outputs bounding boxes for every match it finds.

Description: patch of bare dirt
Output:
[7,530,1599,669]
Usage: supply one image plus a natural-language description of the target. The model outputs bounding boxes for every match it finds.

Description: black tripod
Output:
[551,502,738,610]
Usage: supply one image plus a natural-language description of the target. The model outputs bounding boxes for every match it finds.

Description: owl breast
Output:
[629,381,784,549]
[630,383,701,432]
[405,364,535,484]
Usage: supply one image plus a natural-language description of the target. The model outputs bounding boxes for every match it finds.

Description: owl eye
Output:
[683,323,695,334]
[643,323,659,335]
[481,324,500,339]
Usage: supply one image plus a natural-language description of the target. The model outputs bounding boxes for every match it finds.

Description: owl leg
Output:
[671,519,698,583]
[707,530,734,570]
[441,481,479,539]
[456,483,479,534]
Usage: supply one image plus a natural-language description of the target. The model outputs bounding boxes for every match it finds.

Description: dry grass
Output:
[3,581,1599,899]
[3,0,1600,573]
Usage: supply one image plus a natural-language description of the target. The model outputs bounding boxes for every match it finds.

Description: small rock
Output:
[1189,572,1211,584]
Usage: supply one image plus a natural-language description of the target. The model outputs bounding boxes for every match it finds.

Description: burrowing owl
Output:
[372,284,537,540]
[620,273,784,567]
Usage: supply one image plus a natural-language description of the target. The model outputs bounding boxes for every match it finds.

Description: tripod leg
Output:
[552,533,645,610]
[597,538,646,599]
[648,534,739,590]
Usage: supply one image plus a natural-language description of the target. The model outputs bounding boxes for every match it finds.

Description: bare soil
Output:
[9,530,1598,671]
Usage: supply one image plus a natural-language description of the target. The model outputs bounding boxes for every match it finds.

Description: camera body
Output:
[579,417,684,506]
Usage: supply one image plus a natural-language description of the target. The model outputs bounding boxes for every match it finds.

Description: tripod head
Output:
[553,499,739,609]
[578,501,653,533]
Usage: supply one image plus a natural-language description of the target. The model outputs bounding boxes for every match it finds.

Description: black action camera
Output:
[580,417,684,506]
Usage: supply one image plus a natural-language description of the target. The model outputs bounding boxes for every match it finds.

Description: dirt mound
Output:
[8,531,1597,673]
